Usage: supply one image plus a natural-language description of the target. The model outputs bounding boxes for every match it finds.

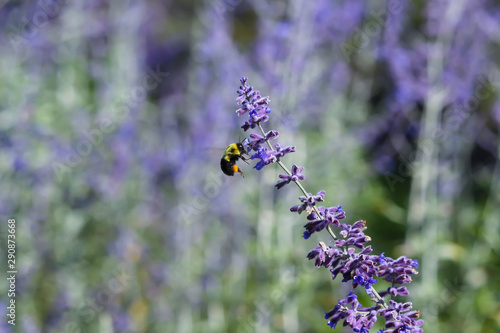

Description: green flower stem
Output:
[371,287,388,309]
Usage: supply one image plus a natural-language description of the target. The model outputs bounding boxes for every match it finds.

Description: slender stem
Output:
[370,287,388,309]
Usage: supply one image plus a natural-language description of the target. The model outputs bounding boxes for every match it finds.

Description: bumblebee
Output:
[221,142,249,177]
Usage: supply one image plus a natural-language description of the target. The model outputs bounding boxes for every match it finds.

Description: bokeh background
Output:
[0,0,499,332]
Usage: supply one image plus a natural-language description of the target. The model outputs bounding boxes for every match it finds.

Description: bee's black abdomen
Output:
[221,157,235,176]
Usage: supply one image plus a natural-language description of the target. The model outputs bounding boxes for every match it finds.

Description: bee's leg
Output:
[240,156,250,165]
[232,164,245,178]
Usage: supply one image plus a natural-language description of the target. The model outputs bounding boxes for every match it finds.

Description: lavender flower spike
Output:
[232,77,423,332]
[236,77,271,131]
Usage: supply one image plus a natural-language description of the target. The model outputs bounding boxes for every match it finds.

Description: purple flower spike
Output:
[236,77,271,131]
[231,77,422,332]
[275,165,305,189]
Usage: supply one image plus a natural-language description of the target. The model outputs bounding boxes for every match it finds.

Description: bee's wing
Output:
[205,147,225,156]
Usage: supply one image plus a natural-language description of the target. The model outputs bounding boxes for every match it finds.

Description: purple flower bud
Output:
[290,190,326,214]
[353,274,364,285]
[351,219,366,229]
[266,130,279,140]
[338,291,358,306]
[275,164,305,189]
[274,143,296,159]
[248,133,265,149]
[379,252,387,265]
[250,147,268,170]
[264,152,277,165]
[241,119,258,131]
[324,305,340,320]
[307,242,341,268]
